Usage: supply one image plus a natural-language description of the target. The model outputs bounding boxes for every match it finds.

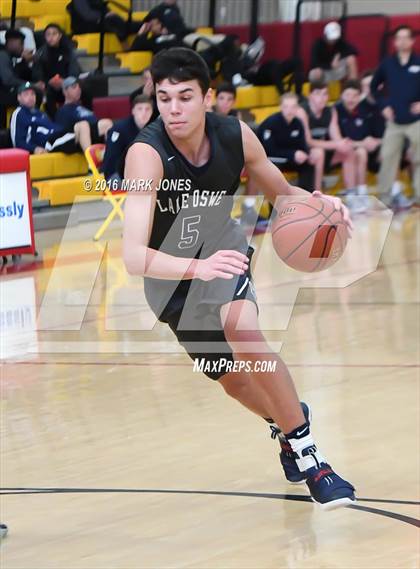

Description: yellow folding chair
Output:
[84,144,127,241]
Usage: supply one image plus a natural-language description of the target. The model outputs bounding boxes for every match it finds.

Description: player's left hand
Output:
[312,191,354,236]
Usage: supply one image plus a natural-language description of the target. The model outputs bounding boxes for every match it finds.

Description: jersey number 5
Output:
[178,215,201,249]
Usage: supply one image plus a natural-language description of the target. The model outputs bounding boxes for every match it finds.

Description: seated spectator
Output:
[32,23,81,118]
[0,17,36,53]
[206,35,303,95]
[212,83,242,119]
[55,76,113,151]
[0,29,44,127]
[130,17,180,53]
[297,80,357,192]
[103,94,153,181]
[67,0,141,50]
[130,67,159,121]
[335,80,382,208]
[10,82,77,154]
[142,0,193,40]
[309,21,358,84]
[257,92,323,191]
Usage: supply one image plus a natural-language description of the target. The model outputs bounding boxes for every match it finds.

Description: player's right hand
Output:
[382,106,394,122]
[195,250,249,281]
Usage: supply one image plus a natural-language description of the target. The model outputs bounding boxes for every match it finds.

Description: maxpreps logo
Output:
[0,201,24,219]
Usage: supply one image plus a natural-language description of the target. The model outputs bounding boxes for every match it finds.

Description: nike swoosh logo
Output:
[168,156,175,161]
[296,427,309,436]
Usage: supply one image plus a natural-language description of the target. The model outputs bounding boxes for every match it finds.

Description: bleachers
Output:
[1,3,417,217]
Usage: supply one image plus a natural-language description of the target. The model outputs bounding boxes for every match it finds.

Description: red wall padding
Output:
[92,96,131,120]
[216,13,420,73]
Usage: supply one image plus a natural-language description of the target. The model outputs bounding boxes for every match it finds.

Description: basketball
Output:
[271,195,348,272]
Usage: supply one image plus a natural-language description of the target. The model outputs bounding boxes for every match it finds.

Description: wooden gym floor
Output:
[0,206,419,568]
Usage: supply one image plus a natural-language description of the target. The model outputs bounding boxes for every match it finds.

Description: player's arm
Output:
[123,143,249,280]
[296,106,343,151]
[240,121,353,230]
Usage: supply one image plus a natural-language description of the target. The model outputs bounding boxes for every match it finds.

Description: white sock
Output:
[287,430,326,472]
[244,196,256,209]
[357,184,368,195]
[391,181,403,197]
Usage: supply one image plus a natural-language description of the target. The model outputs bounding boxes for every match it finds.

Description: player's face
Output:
[6,38,23,57]
[309,88,328,110]
[17,89,36,109]
[341,88,360,112]
[281,97,298,122]
[156,79,211,139]
[394,29,414,53]
[45,27,62,47]
[361,75,372,98]
[65,83,81,103]
[132,102,153,128]
[150,18,163,35]
[215,92,235,115]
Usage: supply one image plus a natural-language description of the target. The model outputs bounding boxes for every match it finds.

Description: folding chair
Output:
[84,144,127,241]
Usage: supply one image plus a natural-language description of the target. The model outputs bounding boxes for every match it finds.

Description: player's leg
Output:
[331,148,357,190]
[378,122,405,199]
[74,120,92,152]
[220,299,305,433]
[220,369,271,418]
[98,118,113,138]
[354,146,368,186]
[405,121,420,203]
[309,147,324,192]
[345,55,358,80]
[220,299,356,509]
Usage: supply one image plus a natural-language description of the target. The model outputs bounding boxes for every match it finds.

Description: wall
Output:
[135,1,420,26]
[347,0,420,15]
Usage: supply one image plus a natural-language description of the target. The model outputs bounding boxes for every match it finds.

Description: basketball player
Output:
[123,48,355,510]
[297,80,357,193]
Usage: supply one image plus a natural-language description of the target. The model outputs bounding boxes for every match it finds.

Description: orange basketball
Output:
[271,195,348,272]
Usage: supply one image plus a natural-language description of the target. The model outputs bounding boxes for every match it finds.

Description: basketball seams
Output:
[282,206,338,261]
[271,200,327,238]
[272,196,348,272]
[272,197,342,238]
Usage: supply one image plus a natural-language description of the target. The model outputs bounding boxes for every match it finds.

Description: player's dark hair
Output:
[5,29,25,43]
[361,68,375,79]
[216,82,237,97]
[393,25,413,37]
[310,80,328,92]
[151,47,210,96]
[131,94,153,107]
[44,22,63,34]
[342,79,361,92]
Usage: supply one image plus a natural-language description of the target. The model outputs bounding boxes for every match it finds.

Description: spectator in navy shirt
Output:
[336,80,382,210]
[103,94,153,181]
[142,0,193,40]
[10,82,77,154]
[371,25,420,207]
[257,92,323,191]
[55,76,113,152]
[360,70,385,139]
